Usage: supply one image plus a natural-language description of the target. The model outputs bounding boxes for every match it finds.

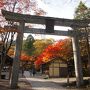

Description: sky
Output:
[40,0,90,18]
[25,0,90,41]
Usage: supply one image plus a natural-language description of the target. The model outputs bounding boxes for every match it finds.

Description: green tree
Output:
[74,1,90,56]
[74,1,90,19]
[74,1,90,76]
[22,35,35,55]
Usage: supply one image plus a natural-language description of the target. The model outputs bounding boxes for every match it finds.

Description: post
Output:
[10,22,25,89]
[45,19,54,33]
[72,30,83,87]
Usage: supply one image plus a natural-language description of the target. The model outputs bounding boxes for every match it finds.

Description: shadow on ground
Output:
[0,79,32,90]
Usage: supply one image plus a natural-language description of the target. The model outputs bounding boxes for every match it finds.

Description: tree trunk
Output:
[0,54,6,79]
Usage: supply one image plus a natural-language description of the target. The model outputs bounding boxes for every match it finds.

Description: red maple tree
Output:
[0,0,46,25]
[34,39,73,68]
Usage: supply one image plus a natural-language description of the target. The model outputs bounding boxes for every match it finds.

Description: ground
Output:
[0,78,32,90]
[24,71,90,90]
[0,71,90,90]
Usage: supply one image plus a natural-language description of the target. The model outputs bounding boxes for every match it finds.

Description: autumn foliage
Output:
[20,53,35,62]
[0,0,4,7]
[0,0,45,14]
[35,39,73,68]
[0,0,46,26]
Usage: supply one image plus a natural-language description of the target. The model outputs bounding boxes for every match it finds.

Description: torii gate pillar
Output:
[10,22,25,88]
[72,30,83,87]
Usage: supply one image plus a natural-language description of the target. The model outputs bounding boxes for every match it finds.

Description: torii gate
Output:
[1,9,90,88]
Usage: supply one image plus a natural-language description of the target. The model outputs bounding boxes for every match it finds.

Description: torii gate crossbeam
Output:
[1,9,90,28]
[23,27,87,37]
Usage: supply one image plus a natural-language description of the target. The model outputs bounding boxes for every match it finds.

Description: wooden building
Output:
[49,59,68,77]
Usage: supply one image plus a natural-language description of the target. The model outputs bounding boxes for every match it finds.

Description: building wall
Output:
[49,60,68,77]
